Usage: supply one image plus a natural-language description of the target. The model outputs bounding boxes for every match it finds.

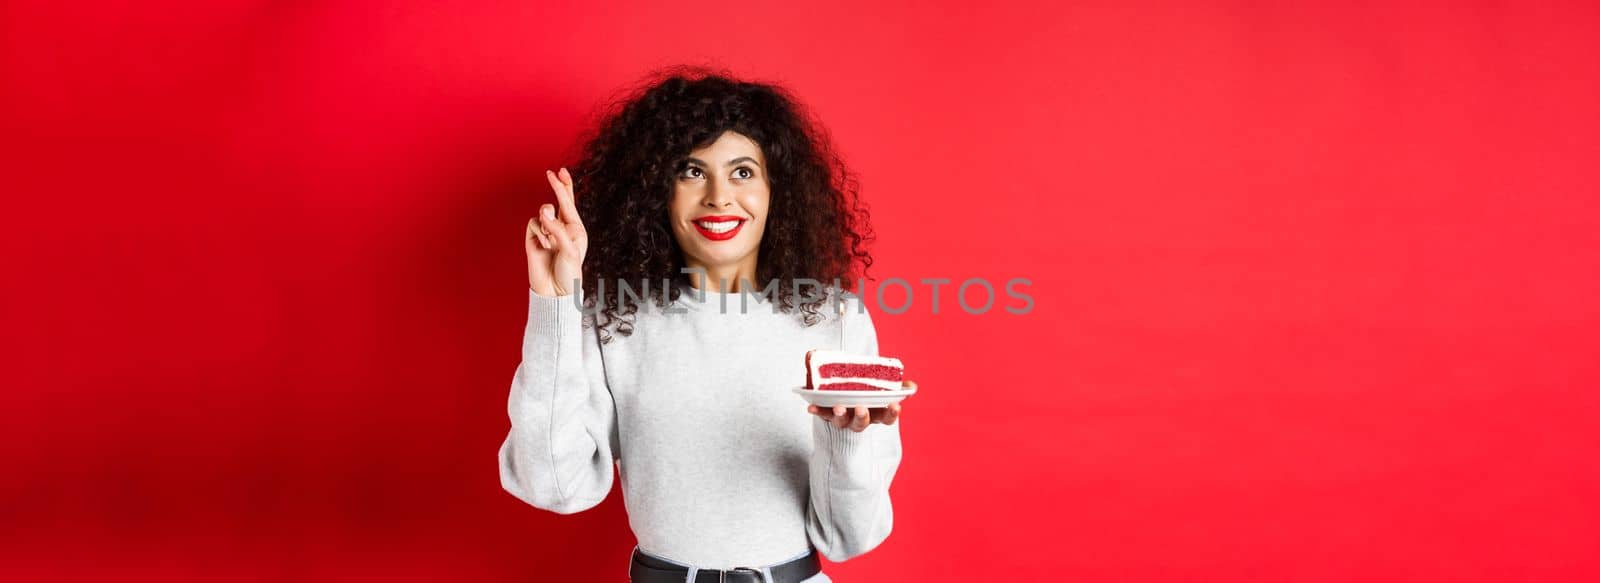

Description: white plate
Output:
[792,386,916,408]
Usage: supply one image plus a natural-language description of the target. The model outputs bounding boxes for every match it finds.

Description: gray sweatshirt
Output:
[497,281,904,570]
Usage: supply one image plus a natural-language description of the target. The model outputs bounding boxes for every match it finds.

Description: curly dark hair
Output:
[564,66,875,342]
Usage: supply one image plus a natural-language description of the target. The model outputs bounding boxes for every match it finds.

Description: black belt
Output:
[629,546,822,583]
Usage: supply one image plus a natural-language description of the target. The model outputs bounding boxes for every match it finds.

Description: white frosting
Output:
[807,349,904,390]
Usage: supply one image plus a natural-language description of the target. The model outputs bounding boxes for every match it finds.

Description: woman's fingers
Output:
[526,217,558,295]
[543,170,573,230]
[541,205,574,249]
[546,168,587,239]
[528,217,552,250]
[826,405,869,431]
[808,402,903,431]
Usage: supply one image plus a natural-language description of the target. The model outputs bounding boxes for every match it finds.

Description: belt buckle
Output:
[721,566,764,583]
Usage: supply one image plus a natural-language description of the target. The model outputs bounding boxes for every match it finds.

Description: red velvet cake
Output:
[805,349,905,391]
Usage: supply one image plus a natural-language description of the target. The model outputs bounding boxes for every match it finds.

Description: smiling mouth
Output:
[692,217,746,241]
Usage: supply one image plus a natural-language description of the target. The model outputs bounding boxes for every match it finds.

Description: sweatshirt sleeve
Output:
[497,288,621,515]
[805,293,904,562]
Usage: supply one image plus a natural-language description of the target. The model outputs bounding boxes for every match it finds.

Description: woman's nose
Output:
[703,182,733,208]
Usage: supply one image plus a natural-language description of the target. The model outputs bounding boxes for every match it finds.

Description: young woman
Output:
[498,69,912,583]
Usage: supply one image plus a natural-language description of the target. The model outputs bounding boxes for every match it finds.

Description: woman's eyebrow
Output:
[685,156,761,167]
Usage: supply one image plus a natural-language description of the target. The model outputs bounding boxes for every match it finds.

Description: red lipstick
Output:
[691,215,746,241]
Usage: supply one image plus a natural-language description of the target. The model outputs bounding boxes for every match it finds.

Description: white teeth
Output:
[696,220,741,234]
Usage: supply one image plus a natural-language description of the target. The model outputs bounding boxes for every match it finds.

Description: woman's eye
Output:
[734,167,753,179]
[681,167,703,179]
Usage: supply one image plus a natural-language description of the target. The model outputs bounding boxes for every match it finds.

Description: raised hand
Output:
[526,167,589,297]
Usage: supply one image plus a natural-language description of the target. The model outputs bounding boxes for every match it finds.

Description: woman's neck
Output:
[683,258,759,293]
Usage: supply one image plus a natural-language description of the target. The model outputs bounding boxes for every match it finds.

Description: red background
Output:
[4,1,1598,580]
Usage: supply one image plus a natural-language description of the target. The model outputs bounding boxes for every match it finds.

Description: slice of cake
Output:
[805,349,904,391]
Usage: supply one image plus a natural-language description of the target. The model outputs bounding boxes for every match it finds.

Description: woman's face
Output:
[668,130,771,281]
